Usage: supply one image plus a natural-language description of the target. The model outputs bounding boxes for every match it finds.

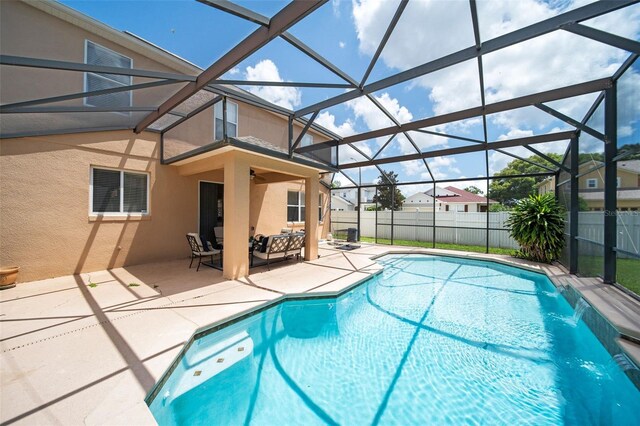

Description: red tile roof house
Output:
[436,186,498,212]
[405,186,498,212]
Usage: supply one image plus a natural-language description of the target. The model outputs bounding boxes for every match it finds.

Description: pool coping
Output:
[145,249,640,409]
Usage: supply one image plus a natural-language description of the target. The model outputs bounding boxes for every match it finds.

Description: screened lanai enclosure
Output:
[1,0,639,295]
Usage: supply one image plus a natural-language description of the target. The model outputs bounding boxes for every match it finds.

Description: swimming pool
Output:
[148,254,640,425]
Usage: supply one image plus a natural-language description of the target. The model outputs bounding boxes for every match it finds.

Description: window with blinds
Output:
[91,167,148,214]
[85,40,132,109]
[287,191,305,222]
[214,101,238,140]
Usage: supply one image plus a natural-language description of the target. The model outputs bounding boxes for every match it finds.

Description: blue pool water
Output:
[148,255,640,425]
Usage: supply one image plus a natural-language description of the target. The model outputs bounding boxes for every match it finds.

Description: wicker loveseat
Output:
[253,232,305,269]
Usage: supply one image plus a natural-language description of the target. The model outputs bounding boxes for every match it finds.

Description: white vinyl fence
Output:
[331,210,640,254]
[578,212,640,257]
[331,210,519,249]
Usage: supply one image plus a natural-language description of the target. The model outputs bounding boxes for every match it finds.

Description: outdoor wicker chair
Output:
[186,233,221,271]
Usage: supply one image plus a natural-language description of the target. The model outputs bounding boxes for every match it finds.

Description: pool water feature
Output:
[148,254,640,425]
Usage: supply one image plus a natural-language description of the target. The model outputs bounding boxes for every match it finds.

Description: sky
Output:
[60,0,640,195]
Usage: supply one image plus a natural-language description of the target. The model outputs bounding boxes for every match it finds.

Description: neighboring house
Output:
[435,186,497,212]
[0,0,335,281]
[537,177,555,195]
[579,159,640,211]
[402,192,441,211]
[333,187,376,210]
[403,186,496,212]
[331,195,355,211]
[537,159,640,211]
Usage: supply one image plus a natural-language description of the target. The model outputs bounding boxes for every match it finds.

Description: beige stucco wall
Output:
[250,181,330,238]
[1,1,329,153]
[0,130,225,282]
[163,98,328,161]
[0,0,192,108]
[537,178,555,195]
[578,168,637,190]
[0,131,330,282]
[0,1,333,282]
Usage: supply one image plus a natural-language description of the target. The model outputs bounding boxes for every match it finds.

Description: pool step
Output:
[617,337,640,369]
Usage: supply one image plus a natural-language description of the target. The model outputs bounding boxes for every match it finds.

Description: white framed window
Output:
[84,40,132,109]
[287,191,305,222]
[287,191,323,222]
[300,134,313,147]
[586,178,598,189]
[214,101,238,140]
[90,167,149,215]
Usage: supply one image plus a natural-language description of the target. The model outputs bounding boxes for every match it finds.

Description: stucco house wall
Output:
[0,1,331,282]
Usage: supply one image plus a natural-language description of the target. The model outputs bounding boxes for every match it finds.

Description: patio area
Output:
[2,243,639,425]
[0,244,381,425]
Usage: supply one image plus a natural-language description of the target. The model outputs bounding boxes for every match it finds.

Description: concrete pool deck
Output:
[1,243,639,425]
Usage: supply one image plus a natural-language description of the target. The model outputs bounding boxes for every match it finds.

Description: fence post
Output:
[569,135,579,274]
[391,186,395,245]
[603,85,617,284]
[357,186,361,242]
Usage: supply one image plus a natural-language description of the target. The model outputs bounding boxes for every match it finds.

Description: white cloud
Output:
[339,41,346,49]
[228,67,240,75]
[496,128,534,141]
[351,0,640,138]
[332,0,342,18]
[447,178,488,195]
[347,92,411,128]
[341,92,451,177]
[426,156,460,180]
[244,59,301,110]
[488,127,571,173]
[316,111,356,137]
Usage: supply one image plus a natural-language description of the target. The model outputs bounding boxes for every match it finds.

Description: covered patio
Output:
[170,137,332,279]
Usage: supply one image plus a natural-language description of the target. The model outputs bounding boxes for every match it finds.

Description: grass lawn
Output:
[577,255,640,297]
[617,258,640,296]
[358,237,514,255]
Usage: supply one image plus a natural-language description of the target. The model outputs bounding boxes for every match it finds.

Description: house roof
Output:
[618,159,640,174]
[437,186,496,203]
[535,177,555,187]
[167,135,336,172]
[331,195,354,206]
[1,0,341,143]
[425,187,458,197]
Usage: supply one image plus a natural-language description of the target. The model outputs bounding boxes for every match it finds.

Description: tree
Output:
[617,143,640,160]
[372,170,405,210]
[330,180,341,189]
[506,194,565,263]
[578,196,589,211]
[489,203,511,212]
[578,152,604,164]
[464,185,483,195]
[488,154,563,205]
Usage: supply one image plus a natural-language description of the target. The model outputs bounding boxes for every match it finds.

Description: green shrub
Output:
[505,193,565,263]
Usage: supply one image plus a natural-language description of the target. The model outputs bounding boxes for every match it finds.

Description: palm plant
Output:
[505,193,565,263]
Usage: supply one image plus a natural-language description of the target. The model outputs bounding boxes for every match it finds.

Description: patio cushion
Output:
[253,250,287,260]
[259,236,269,253]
